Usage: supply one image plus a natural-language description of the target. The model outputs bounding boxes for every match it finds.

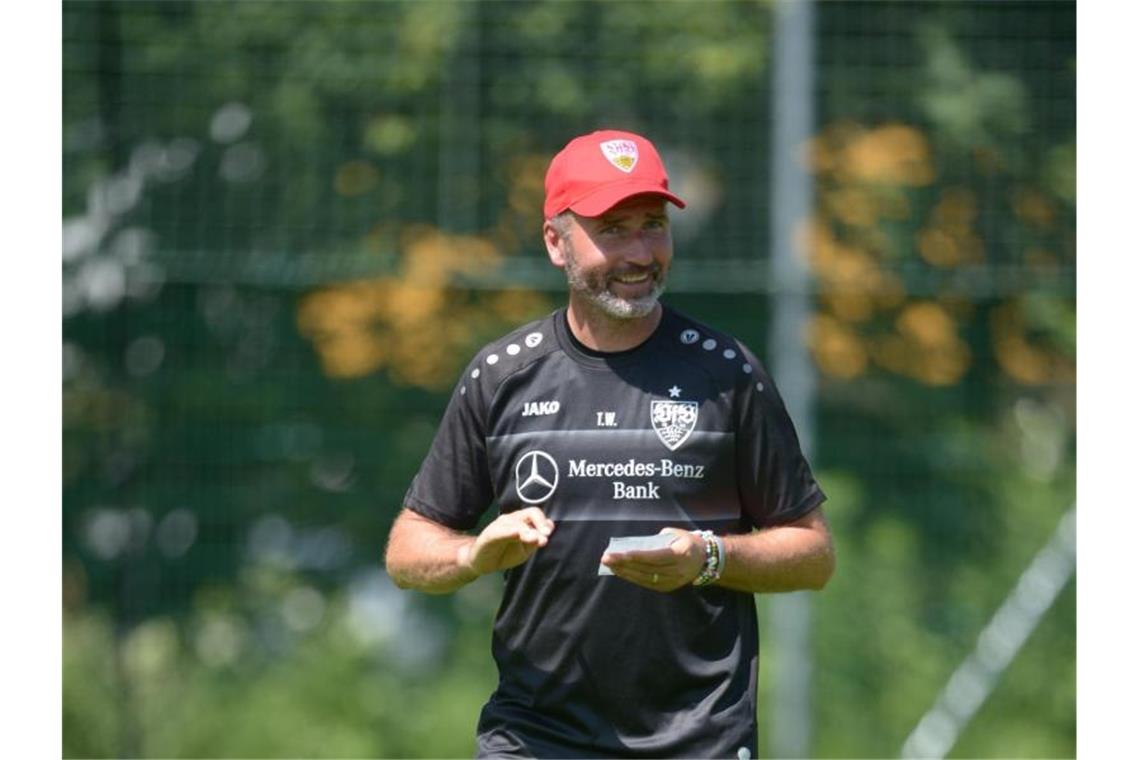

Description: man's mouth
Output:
[611,271,652,285]
[604,268,662,302]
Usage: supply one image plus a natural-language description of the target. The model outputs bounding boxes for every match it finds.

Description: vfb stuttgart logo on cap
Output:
[651,399,699,451]
[600,139,638,173]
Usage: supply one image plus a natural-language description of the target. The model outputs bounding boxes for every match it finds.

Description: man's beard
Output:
[562,245,667,320]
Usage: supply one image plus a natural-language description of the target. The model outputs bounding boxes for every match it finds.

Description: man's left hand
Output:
[600,527,706,592]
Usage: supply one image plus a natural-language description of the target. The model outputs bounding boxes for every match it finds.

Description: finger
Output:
[606,548,679,567]
[604,555,674,578]
[483,516,546,548]
[517,525,549,547]
[611,565,677,591]
[519,507,556,536]
[528,510,556,535]
[659,527,695,553]
[490,511,550,542]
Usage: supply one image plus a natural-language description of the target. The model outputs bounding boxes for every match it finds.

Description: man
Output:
[385,129,834,759]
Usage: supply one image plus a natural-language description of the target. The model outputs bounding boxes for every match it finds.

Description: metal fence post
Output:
[767,1,818,757]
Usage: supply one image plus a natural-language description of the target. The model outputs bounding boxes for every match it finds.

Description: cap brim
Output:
[567,182,686,217]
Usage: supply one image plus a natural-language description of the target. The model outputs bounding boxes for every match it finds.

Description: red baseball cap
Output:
[543,129,686,219]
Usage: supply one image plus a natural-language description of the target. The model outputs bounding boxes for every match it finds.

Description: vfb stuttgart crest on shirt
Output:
[650,399,698,451]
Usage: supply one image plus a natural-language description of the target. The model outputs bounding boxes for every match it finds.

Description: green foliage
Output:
[63,614,121,759]
[63,595,501,758]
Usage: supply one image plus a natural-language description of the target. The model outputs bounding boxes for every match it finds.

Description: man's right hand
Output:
[459,507,556,577]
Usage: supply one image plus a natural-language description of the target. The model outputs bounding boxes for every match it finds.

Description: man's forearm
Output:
[715,509,835,594]
[385,510,479,594]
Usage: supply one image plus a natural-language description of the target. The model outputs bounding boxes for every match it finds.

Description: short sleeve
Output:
[403,357,495,531]
[733,343,826,529]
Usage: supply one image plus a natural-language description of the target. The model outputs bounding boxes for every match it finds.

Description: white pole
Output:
[900,507,1076,759]
[767,1,817,757]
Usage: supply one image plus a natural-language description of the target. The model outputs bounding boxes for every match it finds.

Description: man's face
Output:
[549,196,674,320]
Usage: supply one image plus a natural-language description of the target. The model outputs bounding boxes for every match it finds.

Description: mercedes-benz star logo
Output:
[515,450,559,505]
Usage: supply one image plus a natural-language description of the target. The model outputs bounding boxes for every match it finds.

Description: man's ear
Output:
[543,220,567,268]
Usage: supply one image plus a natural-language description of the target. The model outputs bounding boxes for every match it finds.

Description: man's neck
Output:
[564,297,663,352]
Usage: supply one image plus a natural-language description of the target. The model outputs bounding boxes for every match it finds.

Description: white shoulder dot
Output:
[525,332,543,348]
[756,382,765,392]
[702,338,717,351]
[471,368,480,379]
[679,329,700,345]
[506,343,520,356]
[486,354,499,365]
[460,386,467,395]
[742,363,752,374]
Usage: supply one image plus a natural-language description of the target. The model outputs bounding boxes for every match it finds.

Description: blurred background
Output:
[62,1,1075,757]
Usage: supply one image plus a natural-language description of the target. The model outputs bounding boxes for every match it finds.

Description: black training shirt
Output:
[404,305,825,759]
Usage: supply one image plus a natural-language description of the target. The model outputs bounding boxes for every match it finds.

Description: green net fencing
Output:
[63,2,1074,757]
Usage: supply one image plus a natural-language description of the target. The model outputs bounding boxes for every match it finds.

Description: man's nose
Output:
[622,232,656,265]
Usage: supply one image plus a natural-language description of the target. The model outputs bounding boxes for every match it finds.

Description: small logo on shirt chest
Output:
[522,400,560,417]
[651,399,699,450]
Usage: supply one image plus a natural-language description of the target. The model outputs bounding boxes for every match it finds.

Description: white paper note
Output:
[597,533,677,575]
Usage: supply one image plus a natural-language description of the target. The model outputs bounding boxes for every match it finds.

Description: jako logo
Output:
[522,400,560,417]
